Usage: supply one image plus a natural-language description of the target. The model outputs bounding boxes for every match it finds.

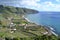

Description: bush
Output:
[20,37,34,40]
[13,37,20,40]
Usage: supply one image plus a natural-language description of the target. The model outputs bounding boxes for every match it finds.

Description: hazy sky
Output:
[0,0,60,11]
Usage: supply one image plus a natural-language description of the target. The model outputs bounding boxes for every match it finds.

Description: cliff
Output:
[0,5,39,14]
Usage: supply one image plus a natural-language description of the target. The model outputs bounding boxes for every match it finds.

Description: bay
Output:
[25,12,60,35]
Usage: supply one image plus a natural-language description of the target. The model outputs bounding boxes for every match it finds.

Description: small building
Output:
[9,22,16,33]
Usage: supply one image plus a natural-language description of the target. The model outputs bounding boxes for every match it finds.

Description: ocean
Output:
[25,12,60,35]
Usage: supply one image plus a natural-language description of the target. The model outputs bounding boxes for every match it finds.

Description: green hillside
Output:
[0,5,38,14]
[0,5,38,20]
[0,5,60,40]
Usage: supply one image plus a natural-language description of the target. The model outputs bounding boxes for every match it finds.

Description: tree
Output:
[0,21,2,25]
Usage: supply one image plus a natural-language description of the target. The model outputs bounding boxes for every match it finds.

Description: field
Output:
[0,25,47,38]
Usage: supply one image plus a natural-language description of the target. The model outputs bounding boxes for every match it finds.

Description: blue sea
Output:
[25,12,60,35]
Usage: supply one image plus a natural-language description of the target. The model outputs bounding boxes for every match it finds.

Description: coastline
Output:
[23,15,58,36]
[23,15,40,25]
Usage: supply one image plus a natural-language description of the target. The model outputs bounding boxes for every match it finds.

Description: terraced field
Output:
[0,25,48,38]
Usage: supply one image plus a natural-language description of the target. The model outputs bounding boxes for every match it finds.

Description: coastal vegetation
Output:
[0,5,60,40]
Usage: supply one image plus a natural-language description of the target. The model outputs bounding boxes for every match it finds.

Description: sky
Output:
[0,0,60,11]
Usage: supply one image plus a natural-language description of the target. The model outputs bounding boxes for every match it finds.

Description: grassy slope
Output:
[0,5,46,38]
[0,5,38,14]
[0,5,58,40]
[0,5,38,20]
[0,5,38,26]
